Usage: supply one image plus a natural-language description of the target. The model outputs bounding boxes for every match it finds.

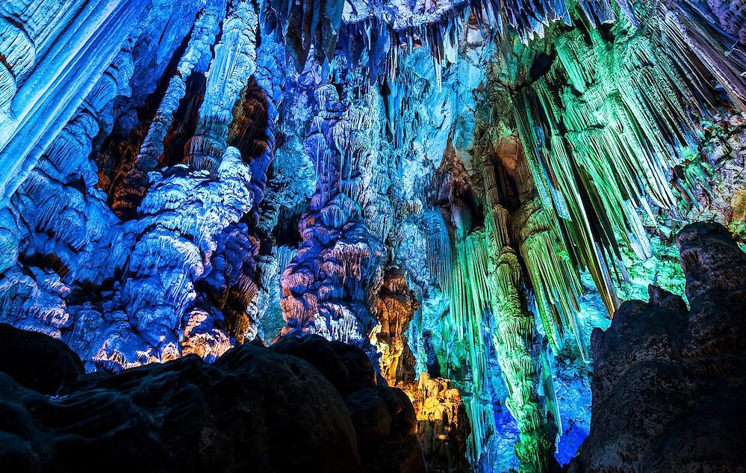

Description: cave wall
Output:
[1,0,745,472]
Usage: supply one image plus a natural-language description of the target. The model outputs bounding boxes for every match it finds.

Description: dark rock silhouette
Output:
[0,333,424,473]
[0,323,84,394]
[567,222,746,473]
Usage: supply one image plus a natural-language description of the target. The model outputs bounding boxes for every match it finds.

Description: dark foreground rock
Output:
[270,335,425,473]
[0,333,424,473]
[0,323,84,394]
[567,222,746,473]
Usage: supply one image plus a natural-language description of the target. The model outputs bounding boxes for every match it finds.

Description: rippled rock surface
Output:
[0,323,83,395]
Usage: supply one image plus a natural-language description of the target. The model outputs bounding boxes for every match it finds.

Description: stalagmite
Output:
[279,82,385,359]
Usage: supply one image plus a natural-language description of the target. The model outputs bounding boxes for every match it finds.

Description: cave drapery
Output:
[1,0,745,471]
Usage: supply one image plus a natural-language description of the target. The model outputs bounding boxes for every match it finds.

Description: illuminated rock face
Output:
[371,269,471,472]
[279,193,386,353]
[278,85,386,355]
[373,269,418,386]
[0,0,262,370]
[1,1,746,472]
[405,373,472,473]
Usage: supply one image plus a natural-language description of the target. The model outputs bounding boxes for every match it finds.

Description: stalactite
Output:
[439,200,559,472]
[264,0,346,70]
[0,0,160,202]
[103,144,254,368]
[185,0,259,174]
[660,0,746,110]
[512,195,587,359]
[1,42,137,306]
[242,41,284,227]
[507,7,715,318]
[0,0,107,114]
[426,209,453,289]
[111,4,223,217]
[0,0,267,370]
[138,5,222,171]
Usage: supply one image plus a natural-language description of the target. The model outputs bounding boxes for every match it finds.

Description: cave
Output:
[0,1,745,472]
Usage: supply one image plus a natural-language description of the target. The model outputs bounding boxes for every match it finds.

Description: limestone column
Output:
[483,165,559,473]
[184,0,258,174]
[0,0,152,202]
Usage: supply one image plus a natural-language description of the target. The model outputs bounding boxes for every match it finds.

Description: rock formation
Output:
[567,222,746,473]
[404,373,472,473]
[2,1,746,472]
[373,268,419,386]
[371,268,471,472]
[0,330,425,473]
[0,323,84,395]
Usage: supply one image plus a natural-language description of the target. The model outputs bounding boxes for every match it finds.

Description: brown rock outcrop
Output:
[371,269,471,472]
[373,269,419,386]
[404,373,471,473]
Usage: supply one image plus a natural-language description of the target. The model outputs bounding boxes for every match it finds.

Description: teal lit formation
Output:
[0,0,745,472]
